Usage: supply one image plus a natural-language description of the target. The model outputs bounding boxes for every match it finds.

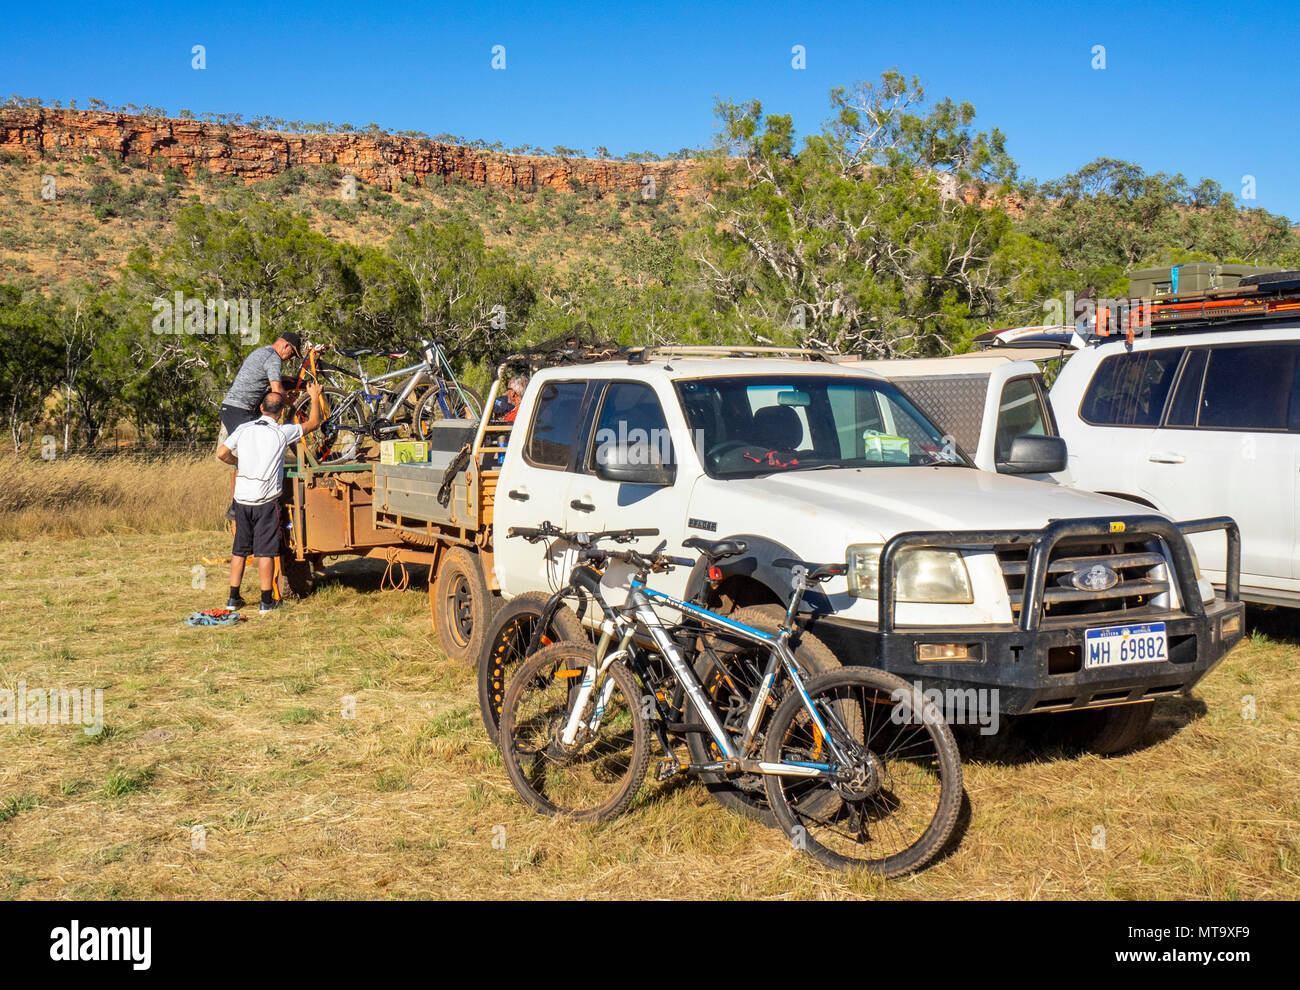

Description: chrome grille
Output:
[997,538,1172,618]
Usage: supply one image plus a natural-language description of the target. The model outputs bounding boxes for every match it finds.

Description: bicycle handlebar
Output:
[506,523,661,545]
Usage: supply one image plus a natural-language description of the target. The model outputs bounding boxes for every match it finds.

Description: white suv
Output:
[1052,320,1300,606]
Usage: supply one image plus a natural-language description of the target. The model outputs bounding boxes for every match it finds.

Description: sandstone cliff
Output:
[0,108,697,197]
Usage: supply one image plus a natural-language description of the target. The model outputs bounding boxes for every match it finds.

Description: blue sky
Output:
[4,0,1297,219]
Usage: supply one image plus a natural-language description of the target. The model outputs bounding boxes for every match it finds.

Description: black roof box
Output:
[1239,270,1300,293]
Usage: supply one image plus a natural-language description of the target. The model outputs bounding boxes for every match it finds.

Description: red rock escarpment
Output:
[0,108,697,196]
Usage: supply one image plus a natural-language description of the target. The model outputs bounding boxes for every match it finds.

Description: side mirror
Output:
[998,434,1067,475]
[595,448,676,487]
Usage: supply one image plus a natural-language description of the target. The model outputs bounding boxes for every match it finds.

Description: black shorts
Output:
[220,404,258,437]
[232,500,282,558]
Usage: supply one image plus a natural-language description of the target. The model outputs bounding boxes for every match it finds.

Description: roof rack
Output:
[625,345,837,364]
[1077,270,1300,344]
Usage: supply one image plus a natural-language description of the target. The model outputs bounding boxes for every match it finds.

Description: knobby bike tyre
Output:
[477,591,587,743]
[763,667,962,876]
[498,641,650,822]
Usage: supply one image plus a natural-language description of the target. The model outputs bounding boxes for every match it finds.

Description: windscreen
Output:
[675,375,970,478]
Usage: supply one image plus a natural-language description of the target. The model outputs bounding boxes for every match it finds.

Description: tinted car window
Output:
[995,376,1048,461]
[1165,349,1207,427]
[589,382,673,469]
[1080,351,1182,426]
[526,381,586,468]
[1199,343,1298,430]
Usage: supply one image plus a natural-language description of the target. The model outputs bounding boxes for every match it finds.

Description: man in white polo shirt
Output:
[216,383,323,614]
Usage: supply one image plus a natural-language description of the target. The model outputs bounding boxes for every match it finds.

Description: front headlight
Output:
[846,544,974,604]
[1184,540,1204,581]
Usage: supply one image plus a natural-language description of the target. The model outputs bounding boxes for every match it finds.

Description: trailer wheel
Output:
[277,551,315,599]
[433,547,496,664]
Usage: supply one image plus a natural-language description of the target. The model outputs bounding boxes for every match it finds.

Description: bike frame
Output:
[349,357,430,424]
[342,343,480,424]
[558,570,853,780]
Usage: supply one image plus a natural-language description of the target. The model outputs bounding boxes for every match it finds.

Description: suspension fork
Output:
[735,635,789,755]
[558,619,631,746]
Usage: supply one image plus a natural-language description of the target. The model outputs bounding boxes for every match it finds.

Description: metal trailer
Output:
[279,379,513,662]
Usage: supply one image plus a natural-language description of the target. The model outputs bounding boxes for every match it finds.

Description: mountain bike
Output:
[497,533,963,875]
[298,338,482,464]
[493,523,840,827]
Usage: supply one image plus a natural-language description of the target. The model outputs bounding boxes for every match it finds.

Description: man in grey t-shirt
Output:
[219,333,302,436]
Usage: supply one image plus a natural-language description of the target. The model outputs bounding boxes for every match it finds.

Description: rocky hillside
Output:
[0,107,697,197]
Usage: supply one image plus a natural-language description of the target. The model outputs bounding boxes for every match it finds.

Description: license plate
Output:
[1083,622,1167,669]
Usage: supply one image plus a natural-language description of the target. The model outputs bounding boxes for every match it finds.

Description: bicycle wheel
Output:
[447,384,483,420]
[290,387,351,463]
[763,667,962,876]
[414,384,483,438]
[300,389,369,464]
[499,641,650,822]
[684,606,840,827]
[477,592,588,743]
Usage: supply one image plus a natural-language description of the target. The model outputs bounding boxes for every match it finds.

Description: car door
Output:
[1138,341,1300,586]
[493,378,598,597]
[569,379,695,599]
[980,365,1068,480]
[1066,346,1184,499]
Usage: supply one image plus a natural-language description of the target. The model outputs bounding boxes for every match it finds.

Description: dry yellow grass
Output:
[0,459,1297,899]
[0,453,229,540]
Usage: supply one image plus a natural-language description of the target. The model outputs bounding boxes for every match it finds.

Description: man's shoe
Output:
[258,600,280,615]
[226,596,247,609]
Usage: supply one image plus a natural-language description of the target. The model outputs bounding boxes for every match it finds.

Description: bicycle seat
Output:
[772,557,846,582]
[682,536,747,561]
[337,347,373,358]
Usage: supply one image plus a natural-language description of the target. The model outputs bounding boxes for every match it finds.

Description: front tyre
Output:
[499,642,650,822]
[763,667,962,876]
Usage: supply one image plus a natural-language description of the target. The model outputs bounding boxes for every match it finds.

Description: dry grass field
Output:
[0,456,1297,900]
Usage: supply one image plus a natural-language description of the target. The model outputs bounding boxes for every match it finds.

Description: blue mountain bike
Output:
[497,529,963,876]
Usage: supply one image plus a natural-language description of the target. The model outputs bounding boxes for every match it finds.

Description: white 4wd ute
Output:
[492,348,1245,750]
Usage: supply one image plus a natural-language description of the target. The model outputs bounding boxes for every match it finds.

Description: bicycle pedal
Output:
[655,758,684,782]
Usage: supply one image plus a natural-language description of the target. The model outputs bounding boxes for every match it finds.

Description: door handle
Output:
[570,499,595,512]
[508,489,529,501]
[1148,452,1186,464]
